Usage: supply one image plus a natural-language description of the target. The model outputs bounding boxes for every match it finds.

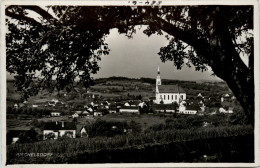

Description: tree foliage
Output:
[5,5,254,125]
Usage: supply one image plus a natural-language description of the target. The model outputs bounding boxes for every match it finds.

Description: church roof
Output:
[158,85,185,93]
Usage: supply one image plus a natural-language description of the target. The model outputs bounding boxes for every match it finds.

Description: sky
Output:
[6,26,222,81]
[93,27,222,81]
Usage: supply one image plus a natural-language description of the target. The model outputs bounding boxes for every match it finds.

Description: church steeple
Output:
[156,66,161,93]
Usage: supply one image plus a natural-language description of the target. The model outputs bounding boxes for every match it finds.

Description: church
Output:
[155,66,186,104]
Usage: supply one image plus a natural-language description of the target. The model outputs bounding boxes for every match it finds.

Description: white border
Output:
[1,0,259,167]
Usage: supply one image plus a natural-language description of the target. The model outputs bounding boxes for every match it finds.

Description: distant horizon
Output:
[92,28,223,81]
[7,74,223,82]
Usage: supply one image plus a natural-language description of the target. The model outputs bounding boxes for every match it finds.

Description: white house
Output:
[183,109,197,115]
[51,112,61,117]
[94,111,103,116]
[119,106,139,114]
[219,107,227,113]
[124,102,130,106]
[138,102,146,108]
[79,126,88,137]
[51,98,59,104]
[14,104,18,108]
[155,66,186,104]
[219,107,234,114]
[43,121,76,140]
[72,113,79,118]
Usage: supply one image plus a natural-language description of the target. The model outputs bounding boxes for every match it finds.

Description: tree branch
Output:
[5,9,42,26]
[22,6,54,20]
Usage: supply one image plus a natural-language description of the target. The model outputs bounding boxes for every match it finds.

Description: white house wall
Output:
[156,93,186,104]
[120,109,139,113]
[43,130,76,140]
[59,130,76,138]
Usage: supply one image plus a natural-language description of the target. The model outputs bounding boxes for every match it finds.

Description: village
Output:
[7,67,240,144]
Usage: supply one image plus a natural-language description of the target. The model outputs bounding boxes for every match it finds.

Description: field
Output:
[7,125,254,164]
[101,113,171,130]
[7,119,31,130]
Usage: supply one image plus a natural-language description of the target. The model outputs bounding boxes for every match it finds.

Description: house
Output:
[82,111,89,115]
[178,103,199,115]
[48,102,55,107]
[219,107,234,114]
[119,106,139,114]
[109,107,117,114]
[32,104,38,108]
[14,104,18,108]
[152,104,176,113]
[94,111,103,116]
[219,107,227,113]
[43,121,76,140]
[228,107,234,113]
[124,102,130,106]
[51,98,59,104]
[18,103,25,107]
[72,113,79,118]
[155,66,186,104]
[129,101,140,107]
[7,128,30,144]
[79,126,88,137]
[51,112,61,117]
[101,101,110,109]
[105,101,111,106]
[138,102,146,108]
[183,108,197,115]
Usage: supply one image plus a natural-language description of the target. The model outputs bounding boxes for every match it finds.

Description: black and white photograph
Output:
[1,0,259,166]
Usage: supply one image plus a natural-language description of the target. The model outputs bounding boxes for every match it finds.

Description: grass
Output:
[7,125,253,164]
[102,114,176,131]
[7,119,31,130]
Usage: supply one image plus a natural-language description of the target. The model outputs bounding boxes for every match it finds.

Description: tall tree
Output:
[5,5,254,125]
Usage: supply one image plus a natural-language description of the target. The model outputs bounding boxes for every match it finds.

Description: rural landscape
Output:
[4,4,256,165]
[6,75,253,163]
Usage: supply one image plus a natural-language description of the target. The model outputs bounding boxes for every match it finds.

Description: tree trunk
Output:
[208,7,254,126]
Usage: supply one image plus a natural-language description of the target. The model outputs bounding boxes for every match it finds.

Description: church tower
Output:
[156,66,161,93]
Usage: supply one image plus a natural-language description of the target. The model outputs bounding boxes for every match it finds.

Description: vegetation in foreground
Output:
[7,124,253,164]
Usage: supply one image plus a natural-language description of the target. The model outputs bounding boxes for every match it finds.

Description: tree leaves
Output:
[6,5,253,101]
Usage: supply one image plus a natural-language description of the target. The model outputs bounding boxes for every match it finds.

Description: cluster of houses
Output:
[7,121,87,143]
[7,67,239,144]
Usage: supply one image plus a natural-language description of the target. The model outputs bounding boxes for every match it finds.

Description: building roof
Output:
[158,85,185,93]
[44,122,76,130]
